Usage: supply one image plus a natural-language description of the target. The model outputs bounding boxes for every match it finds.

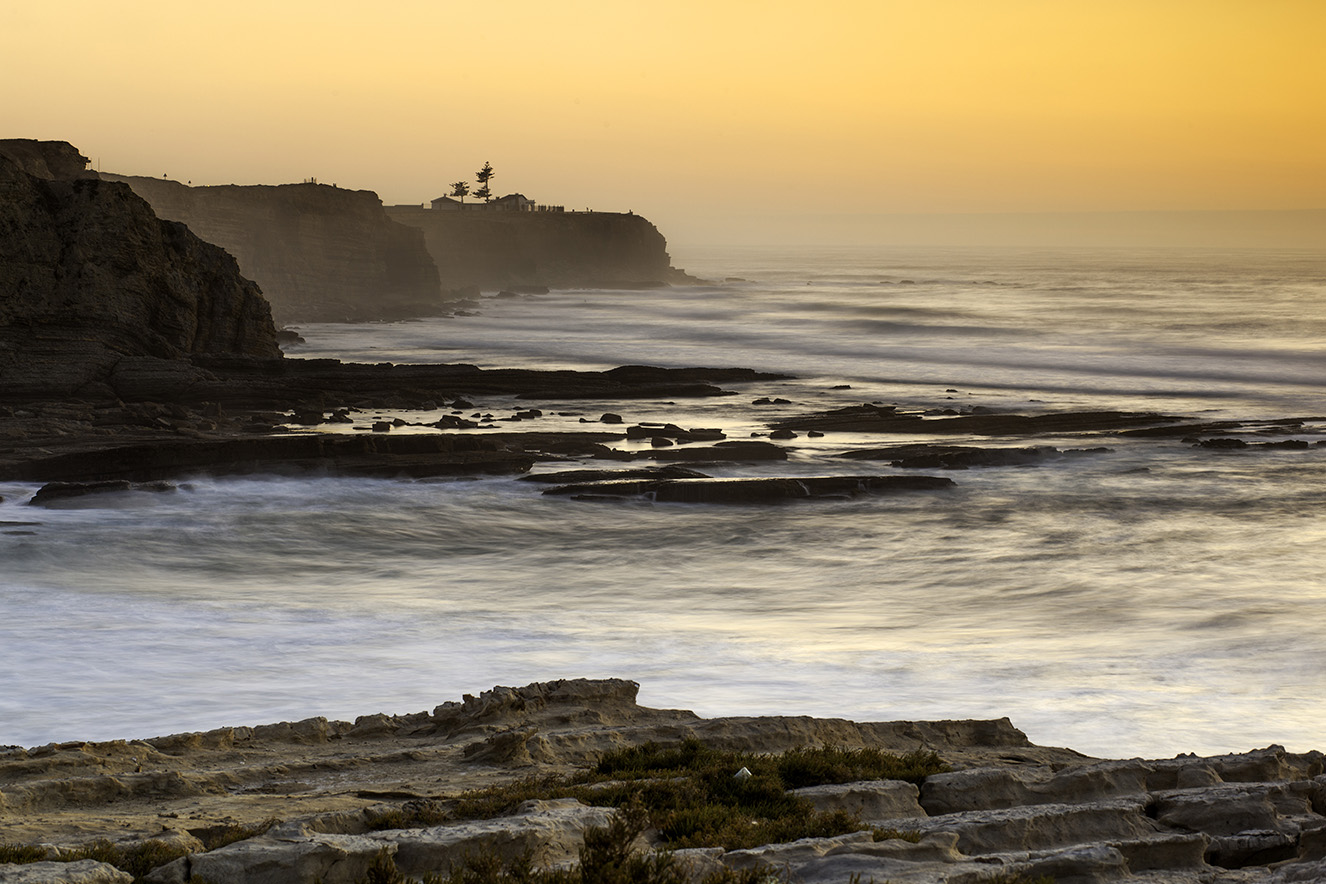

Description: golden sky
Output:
[6,1,1325,241]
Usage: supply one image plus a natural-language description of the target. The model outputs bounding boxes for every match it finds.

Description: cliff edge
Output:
[104,175,444,324]
[0,141,281,400]
[388,205,685,290]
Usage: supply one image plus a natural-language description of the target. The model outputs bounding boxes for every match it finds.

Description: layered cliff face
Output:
[0,145,281,400]
[105,176,444,324]
[0,138,93,180]
[387,208,682,290]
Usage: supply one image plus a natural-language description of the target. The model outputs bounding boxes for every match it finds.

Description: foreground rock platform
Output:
[2,679,1322,883]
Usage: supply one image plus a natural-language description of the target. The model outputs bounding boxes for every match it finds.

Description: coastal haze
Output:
[5,2,1325,246]
[3,2,1325,763]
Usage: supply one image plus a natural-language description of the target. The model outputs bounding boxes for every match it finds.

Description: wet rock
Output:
[774,404,1179,436]
[518,466,710,484]
[1199,437,1250,449]
[545,475,954,504]
[28,480,177,507]
[842,444,1110,469]
[625,423,725,443]
[645,440,788,462]
[599,413,623,424]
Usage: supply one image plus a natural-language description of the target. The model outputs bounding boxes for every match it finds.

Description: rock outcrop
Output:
[387,206,687,291]
[0,143,281,400]
[103,175,443,323]
[3,679,1324,884]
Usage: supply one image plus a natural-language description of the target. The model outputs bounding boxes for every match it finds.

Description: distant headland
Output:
[101,165,693,323]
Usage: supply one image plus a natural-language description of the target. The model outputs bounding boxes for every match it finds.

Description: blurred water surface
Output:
[2,245,1323,756]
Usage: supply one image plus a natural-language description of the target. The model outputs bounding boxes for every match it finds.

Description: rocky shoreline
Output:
[2,679,1324,883]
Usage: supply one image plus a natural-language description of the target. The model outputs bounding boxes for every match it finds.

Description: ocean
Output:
[2,244,1323,758]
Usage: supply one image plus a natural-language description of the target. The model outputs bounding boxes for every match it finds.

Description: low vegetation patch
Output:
[54,838,191,880]
[0,844,49,863]
[3,741,944,883]
[450,739,944,851]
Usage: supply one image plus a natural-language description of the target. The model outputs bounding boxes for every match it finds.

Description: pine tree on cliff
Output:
[449,180,470,204]
[473,161,494,203]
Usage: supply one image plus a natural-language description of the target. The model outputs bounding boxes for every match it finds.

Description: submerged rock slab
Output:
[840,443,1112,468]
[543,475,955,503]
[773,403,1180,436]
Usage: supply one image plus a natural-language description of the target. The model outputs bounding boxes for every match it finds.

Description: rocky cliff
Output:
[104,175,443,324]
[0,142,281,400]
[387,206,686,290]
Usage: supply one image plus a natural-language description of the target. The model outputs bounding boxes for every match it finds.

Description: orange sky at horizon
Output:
[5,1,1324,242]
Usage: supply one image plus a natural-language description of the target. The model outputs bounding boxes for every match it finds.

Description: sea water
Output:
[2,245,1323,758]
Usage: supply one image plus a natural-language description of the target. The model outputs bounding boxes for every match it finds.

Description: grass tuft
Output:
[366,800,451,832]
[0,844,49,863]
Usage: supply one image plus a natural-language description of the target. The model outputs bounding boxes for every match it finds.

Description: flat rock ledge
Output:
[2,679,1323,884]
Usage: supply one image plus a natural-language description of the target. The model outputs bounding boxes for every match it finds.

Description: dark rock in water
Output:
[840,444,1111,469]
[1198,438,1249,449]
[519,466,711,484]
[545,475,955,504]
[1262,439,1311,449]
[645,441,789,462]
[5,433,543,482]
[29,479,177,507]
[0,143,281,399]
[650,436,673,447]
[600,413,624,424]
[773,404,1179,436]
[1197,437,1314,451]
[769,428,797,440]
[625,423,725,443]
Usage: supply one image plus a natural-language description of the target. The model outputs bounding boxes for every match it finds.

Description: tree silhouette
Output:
[449,180,470,204]
[473,161,495,202]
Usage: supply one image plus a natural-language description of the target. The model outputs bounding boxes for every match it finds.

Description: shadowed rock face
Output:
[0,138,92,180]
[0,146,281,399]
[387,207,683,290]
[103,175,443,323]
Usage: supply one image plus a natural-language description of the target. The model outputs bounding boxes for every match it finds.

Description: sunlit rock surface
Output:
[3,678,1324,883]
